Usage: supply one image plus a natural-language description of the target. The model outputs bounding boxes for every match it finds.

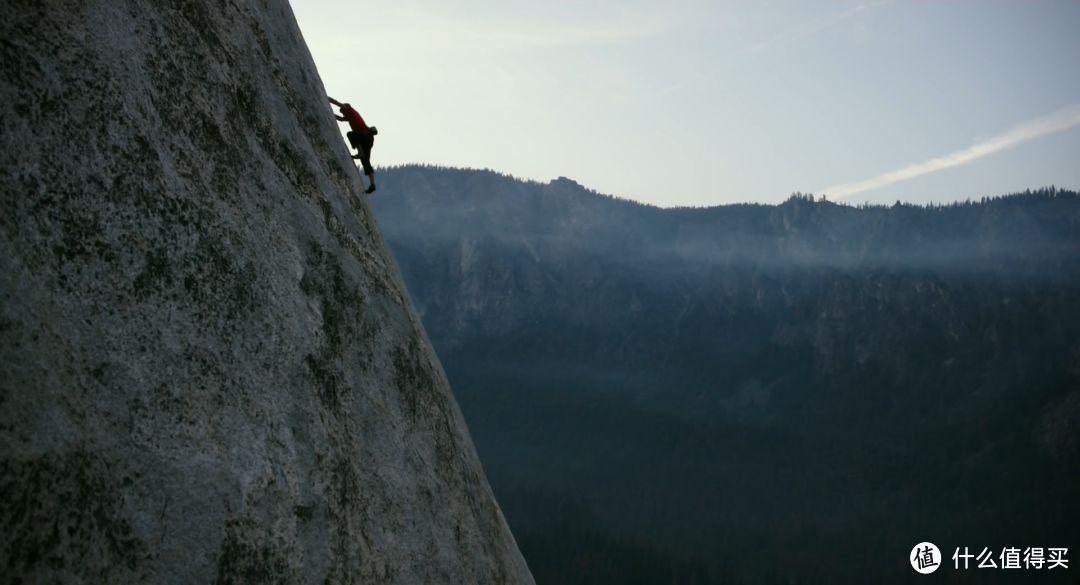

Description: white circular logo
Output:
[910,542,942,574]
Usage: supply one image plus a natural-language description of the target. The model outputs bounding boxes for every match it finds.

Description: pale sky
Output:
[291,0,1080,206]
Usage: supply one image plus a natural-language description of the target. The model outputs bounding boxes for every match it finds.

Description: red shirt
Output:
[341,105,369,132]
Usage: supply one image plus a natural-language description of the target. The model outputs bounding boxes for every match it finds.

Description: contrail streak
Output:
[823,103,1080,199]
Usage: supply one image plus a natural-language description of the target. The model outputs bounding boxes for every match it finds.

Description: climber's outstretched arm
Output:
[328,96,342,106]
[334,115,346,121]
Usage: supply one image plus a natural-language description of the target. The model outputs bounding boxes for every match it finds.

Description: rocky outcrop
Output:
[0,2,532,583]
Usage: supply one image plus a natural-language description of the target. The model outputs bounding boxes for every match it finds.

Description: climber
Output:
[329,97,377,194]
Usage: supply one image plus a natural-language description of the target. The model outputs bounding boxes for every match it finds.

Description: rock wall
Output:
[0,1,533,583]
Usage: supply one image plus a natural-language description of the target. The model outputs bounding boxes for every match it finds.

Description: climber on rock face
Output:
[329,97,377,194]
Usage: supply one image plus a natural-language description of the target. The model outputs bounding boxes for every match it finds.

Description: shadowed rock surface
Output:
[0,2,532,584]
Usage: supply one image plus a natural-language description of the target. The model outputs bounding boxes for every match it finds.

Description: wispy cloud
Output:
[744,0,891,55]
[655,1,891,97]
[351,13,664,54]
[486,22,662,48]
[822,103,1080,199]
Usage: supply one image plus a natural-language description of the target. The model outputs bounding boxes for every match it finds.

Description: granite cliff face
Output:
[0,2,532,583]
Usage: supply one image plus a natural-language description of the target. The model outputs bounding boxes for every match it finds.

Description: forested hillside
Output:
[373,166,1080,584]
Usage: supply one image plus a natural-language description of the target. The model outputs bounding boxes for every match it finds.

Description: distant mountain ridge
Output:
[372,165,1080,584]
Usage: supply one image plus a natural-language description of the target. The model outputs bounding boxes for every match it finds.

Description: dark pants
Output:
[347,131,375,176]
